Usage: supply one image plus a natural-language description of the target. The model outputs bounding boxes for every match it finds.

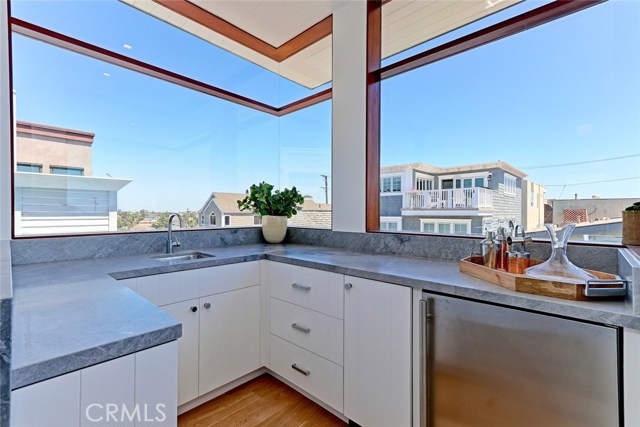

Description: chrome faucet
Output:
[166,213,183,254]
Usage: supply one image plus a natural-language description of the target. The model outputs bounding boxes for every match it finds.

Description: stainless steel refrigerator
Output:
[419,292,621,427]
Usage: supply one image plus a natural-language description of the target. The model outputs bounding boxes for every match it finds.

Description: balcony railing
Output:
[403,188,494,210]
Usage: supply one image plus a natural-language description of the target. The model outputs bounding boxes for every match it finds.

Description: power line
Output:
[544,176,640,187]
[521,153,640,169]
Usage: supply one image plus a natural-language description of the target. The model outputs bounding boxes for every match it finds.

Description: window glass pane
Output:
[17,163,42,173]
[388,222,398,231]
[463,178,472,188]
[438,223,451,234]
[380,0,640,243]
[11,0,330,106]
[392,176,402,192]
[12,35,331,236]
[382,178,391,192]
[454,223,468,234]
[50,167,84,176]
[475,177,484,188]
[422,223,435,233]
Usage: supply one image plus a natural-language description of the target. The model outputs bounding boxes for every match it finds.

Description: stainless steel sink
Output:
[152,251,215,262]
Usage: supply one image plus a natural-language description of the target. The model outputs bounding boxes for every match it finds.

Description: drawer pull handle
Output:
[292,283,311,292]
[291,323,311,334]
[291,363,310,376]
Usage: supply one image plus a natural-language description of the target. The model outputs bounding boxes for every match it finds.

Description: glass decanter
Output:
[524,223,596,284]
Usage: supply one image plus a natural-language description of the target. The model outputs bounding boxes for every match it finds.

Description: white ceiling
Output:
[122,0,521,91]
[191,0,339,47]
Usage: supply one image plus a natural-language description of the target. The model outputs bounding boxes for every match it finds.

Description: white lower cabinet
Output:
[81,354,135,427]
[161,299,200,405]
[199,285,261,394]
[344,276,412,427]
[11,341,178,427]
[269,335,343,413]
[12,369,81,427]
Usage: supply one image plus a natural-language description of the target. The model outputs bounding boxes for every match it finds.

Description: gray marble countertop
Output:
[10,243,638,390]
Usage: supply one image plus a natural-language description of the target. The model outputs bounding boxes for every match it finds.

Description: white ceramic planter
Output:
[262,215,287,243]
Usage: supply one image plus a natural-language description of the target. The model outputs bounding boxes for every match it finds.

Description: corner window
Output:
[50,166,84,176]
[375,0,640,245]
[17,163,42,173]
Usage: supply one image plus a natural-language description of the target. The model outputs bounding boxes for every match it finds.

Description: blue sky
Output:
[10,0,640,212]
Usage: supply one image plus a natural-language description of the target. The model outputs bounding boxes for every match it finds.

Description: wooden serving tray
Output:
[459,257,624,301]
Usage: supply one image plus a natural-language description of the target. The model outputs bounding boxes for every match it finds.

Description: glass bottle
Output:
[524,223,596,284]
[481,231,496,269]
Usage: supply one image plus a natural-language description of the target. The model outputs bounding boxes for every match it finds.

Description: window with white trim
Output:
[416,177,433,191]
[420,219,471,235]
[380,217,402,231]
[209,214,217,226]
[381,176,402,193]
[504,174,517,195]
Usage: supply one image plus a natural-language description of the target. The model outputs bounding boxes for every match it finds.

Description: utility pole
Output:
[320,174,329,204]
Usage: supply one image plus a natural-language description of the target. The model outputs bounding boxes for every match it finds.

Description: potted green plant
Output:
[237,182,304,243]
[622,201,640,246]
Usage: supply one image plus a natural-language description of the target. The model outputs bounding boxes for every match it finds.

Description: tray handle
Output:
[583,279,628,298]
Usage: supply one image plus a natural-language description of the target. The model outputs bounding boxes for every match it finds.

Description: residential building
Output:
[14,121,131,235]
[380,161,543,234]
[549,197,639,225]
[522,179,547,231]
[198,193,331,229]
[198,192,259,228]
[287,196,332,229]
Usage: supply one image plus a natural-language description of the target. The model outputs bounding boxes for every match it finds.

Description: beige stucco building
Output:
[14,121,130,235]
[15,121,93,176]
[521,179,547,231]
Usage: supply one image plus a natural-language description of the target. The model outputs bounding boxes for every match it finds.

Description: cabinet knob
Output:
[190,306,198,312]
[344,283,353,290]
[203,302,211,309]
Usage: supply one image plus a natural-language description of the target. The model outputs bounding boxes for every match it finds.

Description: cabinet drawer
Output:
[199,261,260,297]
[270,298,343,365]
[269,335,343,413]
[268,262,343,319]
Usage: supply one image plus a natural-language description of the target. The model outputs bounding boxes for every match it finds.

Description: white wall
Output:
[0,2,11,242]
[331,0,367,233]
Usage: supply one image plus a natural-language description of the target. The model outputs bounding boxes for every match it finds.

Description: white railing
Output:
[403,188,493,210]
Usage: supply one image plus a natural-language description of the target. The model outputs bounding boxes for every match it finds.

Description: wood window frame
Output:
[9,17,331,117]
[365,0,608,233]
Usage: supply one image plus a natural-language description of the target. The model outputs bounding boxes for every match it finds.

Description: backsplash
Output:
[287,228,620,274]
[10,227,620,275]
[10,228,263,265]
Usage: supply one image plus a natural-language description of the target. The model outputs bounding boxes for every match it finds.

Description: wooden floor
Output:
[178,374,348,427]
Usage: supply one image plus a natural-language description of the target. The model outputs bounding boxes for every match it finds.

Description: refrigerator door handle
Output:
[420,298,434,427]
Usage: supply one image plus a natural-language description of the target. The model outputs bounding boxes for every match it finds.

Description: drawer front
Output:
[199,261,260,297]
[269,335,343,413]
[268,262,343,319]
[270,298,343,365]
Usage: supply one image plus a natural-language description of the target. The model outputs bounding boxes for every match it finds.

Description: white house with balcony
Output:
[380,161,543,234]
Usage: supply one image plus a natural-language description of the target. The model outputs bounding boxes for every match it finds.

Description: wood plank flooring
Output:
[178,374,348,427]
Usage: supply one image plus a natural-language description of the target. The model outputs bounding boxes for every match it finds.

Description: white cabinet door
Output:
[344,276,411,427]
[11,370,81,427]
[161,299,200,406]
[199,285,260,395]
[81,354,135,427]
[135,341,178,427]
